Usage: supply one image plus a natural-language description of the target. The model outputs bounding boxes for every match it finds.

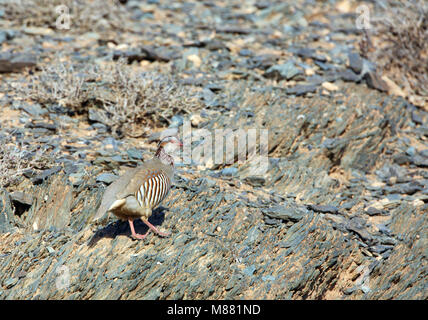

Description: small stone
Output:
[393,153,411,165]
[295,47,327,62]
[186,54,202,68]
[307,204,339,214]
[221,167,238,176]
[412,154,428,167]
[365,207,385,216]
[69,172,85,186]
[361,284,371,294]
[406,147,416,157]
[262,275,276,281]
[286,84,317,96]
[265,61,302,80]
[364,71,389,92]
[348,52,363,74]
[322,82,339,91]
[169,115,184,128]
[126,148,143,160]
[242,265,256,277]
[304,68,315,76]
[243,176,266,187]
[88,108,108,124]
[3,277,18,289]
[411,111,423,125]
[0,51,37,73]
[25,121,57,131]
[190,114,203,127]
[420,150,428,158]
[262,204,306,222]
[31,166,62,185]
[148,128,178,142]
[23,27,54,36]
[238,49,252,57]
[20,104,47,117]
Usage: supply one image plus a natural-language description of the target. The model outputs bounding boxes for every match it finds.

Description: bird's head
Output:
[158,135,183,150]
[155,135,183,164]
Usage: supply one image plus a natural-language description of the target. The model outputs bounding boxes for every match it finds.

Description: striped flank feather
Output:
[135,170,171,209]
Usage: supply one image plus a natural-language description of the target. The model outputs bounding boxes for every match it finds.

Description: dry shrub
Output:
[371,0,428,101]
[0,0,132,32]
[98,59,201,136]
[0,136,57,188]
[28,60,95,109]
[26,58,201,136]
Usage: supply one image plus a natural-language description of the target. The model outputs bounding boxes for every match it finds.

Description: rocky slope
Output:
[0,0,427,299]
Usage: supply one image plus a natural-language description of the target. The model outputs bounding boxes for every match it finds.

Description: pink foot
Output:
[143,220,170,237]
[128,219,148,240]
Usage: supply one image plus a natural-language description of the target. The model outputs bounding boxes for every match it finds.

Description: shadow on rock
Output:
[87,207,167,247]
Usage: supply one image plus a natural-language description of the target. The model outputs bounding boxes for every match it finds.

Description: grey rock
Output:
[411,111,424,125]
[25,121,57,131]
[0,51,37,73]
[242,265,256,276]
[365,207,386,216]
[265,61,302,80]
[96,173,118,184]
[334,69,360,82]
[243,176,266,187]
[370,245,394,254]
[88,108,108,125]
[3,278,18,289]
[406,147,416,157]
[262,275,275,281]
[205,39,228,51]
[307,204,339,214]
[364,72,388,92]
[31,166,62,185]
[0,188,15,234]
[9,191,33,207]
[393,153,412,165]
[296,47,327,62]
[420,150,428,158]
[262,203,307,222]
[384,181,423,195]
[249,54,278,70]
[20,104,47,117]
[286,84,317,96]
[412,155,428,168]
[348,52,363,74]
[126,148,143,160]
[169,115,184,128]
[221,167,238,176]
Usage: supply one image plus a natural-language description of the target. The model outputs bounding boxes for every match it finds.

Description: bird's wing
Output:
[116,158,173,196]
[93,158,174,223]
[93,166,139,222]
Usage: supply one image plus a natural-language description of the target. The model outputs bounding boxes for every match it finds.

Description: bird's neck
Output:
[155,146,174,166]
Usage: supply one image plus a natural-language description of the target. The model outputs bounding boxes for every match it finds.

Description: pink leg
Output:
[143,219,170,237]
[128,219,148,240]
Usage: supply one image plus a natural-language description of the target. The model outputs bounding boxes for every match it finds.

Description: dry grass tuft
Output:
[25,58,201,136]
[98,59,201,136]
[28,60,96,109]
[1,0,132,32]
[0,136,58,188]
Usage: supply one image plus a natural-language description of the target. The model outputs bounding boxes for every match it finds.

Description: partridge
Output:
[94,136,182,239]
